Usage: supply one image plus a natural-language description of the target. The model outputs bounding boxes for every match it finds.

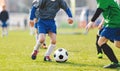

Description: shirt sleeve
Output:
[91,8,104,22]
[30,6,37,20]
[33,0,43,8]
[59,0,72,17]
[65,8,73,18]
[59,0,68,11]
[97,0,110,10]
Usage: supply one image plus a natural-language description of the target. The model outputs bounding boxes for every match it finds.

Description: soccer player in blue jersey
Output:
[0,5,9,37]
[86,0,120,68]
[29,0,73,61]
[32,0,47,49]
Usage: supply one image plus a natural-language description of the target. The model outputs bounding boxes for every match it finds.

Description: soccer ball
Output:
[54,48,68,62]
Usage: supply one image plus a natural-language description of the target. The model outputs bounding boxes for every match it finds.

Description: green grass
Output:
[0,28,120,71]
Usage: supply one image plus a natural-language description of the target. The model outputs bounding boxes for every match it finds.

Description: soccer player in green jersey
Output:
[86,0,120,68]
[96,19,114,59]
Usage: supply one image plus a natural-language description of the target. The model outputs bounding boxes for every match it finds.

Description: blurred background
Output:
[0,0,120,30]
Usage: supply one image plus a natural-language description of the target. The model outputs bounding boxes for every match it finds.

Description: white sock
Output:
[35,34,39,43]
[45,44,56,56]
[34,41,41,51]
[43,39,46,45]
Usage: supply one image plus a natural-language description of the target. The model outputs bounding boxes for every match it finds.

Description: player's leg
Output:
[5,27,8,36]
[35,29,47,49]
[1,22,5,37]
[2,24,8,37]
[1,27,4,37]
[44,19,56,61]
[31,19,46,60]
[98,38,119,68]
[4,22,8,36]
[96,28,104,58]
[31,33,46,60]
[114,41,120,48]
[42,35,47,49]
[44,32,56,61]
[96,34,103,58]
[34,19,47,49]
[98,27,120,68]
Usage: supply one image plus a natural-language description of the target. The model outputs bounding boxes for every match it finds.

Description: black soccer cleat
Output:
[44,56,52,62]
[31,50,38,60]
[103,63,120,68]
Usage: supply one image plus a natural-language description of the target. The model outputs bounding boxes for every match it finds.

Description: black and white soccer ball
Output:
[54,48,68,62]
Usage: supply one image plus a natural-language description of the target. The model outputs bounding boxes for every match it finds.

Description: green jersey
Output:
[97,0,120,28]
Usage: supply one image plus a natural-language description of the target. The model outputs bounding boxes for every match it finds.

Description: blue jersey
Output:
[30,0,72,34]
[31,0,72,19]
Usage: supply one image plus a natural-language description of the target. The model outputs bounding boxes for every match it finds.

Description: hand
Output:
[85,21,94,32]
[29,20,34,27]
[34,18,38,23]
[68,18,73,24]
[98,23,103,30]
[98,19,104,30]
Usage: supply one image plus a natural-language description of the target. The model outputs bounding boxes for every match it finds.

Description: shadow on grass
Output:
[57,61,102,67]
[54,61,120,70]
[31,59,120,70]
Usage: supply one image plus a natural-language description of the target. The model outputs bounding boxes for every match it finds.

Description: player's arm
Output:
[91,8,104,22]
[60,0,73,24]
[29,6,37,27]
[86,8,104,31]
[29,0,41,27]
[65,8,73,24]
[98,18,104,30]
[30,6,37,21]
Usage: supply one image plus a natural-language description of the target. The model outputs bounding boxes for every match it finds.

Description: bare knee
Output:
[98,40,104,47]
[38,37,45,43]
[51,40,56,44]
[97,37,108,47]
[115,43,120,48]
[40,38,45,43]
[114,41,120,48]
[38,34,46,43]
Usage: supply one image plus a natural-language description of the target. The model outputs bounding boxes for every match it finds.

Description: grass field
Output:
[0,28,120,71]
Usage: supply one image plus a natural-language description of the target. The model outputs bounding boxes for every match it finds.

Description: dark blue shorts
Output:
[2,21,7,27]
[37,19,57,34]
[100,27,120,41]
[99,27,104,35]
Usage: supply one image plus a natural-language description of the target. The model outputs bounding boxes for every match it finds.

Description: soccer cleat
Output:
[103,62,120,68]
[42,43,47,49]
[44,56,52,61]
[97,53,103,59]
[31,50,38,60]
